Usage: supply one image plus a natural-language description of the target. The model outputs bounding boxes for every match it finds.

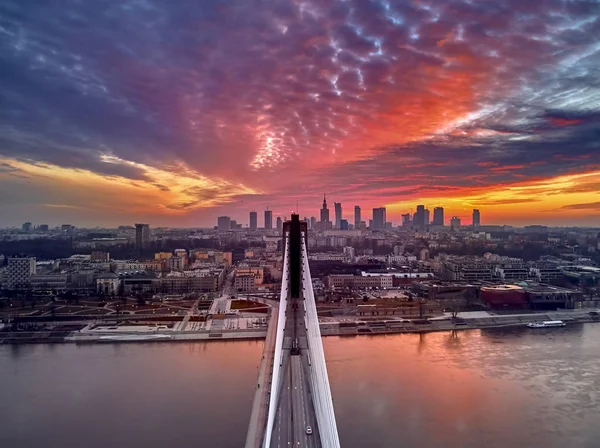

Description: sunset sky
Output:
[1,0,599,228]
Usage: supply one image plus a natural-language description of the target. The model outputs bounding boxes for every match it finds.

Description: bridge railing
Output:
[263,233,290,448]
[301,233,340,448]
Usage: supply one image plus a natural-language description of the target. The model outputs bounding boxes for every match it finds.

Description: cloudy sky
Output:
[1,0,599,228]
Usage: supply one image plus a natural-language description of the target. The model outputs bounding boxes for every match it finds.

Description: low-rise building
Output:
[522,283,583,310]
[96,272,120,295]
[530,264,564,283]
[443,259,493,281]
[235,274,256,292]
[158,269,225,293]
[30,273,67,291]
[119,271,158,295]
[236,266,264,284]
[91,251,110,262]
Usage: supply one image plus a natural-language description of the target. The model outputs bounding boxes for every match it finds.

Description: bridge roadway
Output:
[270,294,320,448]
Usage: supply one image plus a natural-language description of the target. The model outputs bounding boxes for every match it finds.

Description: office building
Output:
[473,209,481,227]
[135,224,150,251]
[264,209,273,230]
[217,216,231,232]
[5,257,36,290]
[401,213,411,227]
[372,207,386,230]
[334,202,342,229]
[415,205,426,228]
[310,216,317,230]
[249,211,258,230]
[22,222,32,232]
[432,207,444,226]
[450,216,461,229]
[354,206,361,228]
[424,209,430,227]
[340,219,349,230]
[276,216,283,232]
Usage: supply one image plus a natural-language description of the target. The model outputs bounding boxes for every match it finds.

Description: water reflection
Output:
[325,323,600,448]
[0,325,599,448]
[0,341,264,448]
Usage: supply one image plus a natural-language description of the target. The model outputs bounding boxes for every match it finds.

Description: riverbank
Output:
[1,309,598,344]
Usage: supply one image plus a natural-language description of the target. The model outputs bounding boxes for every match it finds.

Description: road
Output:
[270,294,320,448]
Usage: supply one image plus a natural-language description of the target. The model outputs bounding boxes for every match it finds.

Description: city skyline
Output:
[8,196,600,229]
[1,1,600,228]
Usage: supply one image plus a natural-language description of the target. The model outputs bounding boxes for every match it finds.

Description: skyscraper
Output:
[249,211,257,230]
[432,207,444,226]
[264,209,273,230]
[401,213,411,227]
[424,209,430,227]
[276,216,283,232]
[473,209,481,227]
[135,223,150,252]
[354,206,361,228]
[450,216,461,229]
[310,216,317,230]
[415,205,425,228]
[217,216,231,232]
[320,194,330,229]
[372,207,386,230]
[334,202,342,229]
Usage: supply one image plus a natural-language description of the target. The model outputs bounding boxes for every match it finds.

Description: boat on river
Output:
[527,320,566,328]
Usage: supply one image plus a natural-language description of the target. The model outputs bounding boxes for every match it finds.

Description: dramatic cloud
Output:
[1,0,599,226]
[560,202,600,211]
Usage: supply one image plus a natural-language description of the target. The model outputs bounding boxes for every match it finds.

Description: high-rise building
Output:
[354,206,361,228]
[135,224,150,252]
[276,216,283,232]
[249,211,258,230]
[424,209,430,227]
[340,219,349,230]
[217,216,231,232]
[401,213,411,227]
[310,216,317,230]
[320,194,330,229]
[415,205,426,228]
[450,216,461,229]
[334,202,342,229]
[432,207,444,226]
[473,209,481,227]
[6,257,36,289]
[264,209,273,230]
[22,222,32,232]
[372,207,386,230]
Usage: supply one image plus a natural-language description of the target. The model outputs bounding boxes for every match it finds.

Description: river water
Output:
[1,324,599,448]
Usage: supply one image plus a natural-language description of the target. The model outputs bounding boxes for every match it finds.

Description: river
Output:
[1,324,599,448]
